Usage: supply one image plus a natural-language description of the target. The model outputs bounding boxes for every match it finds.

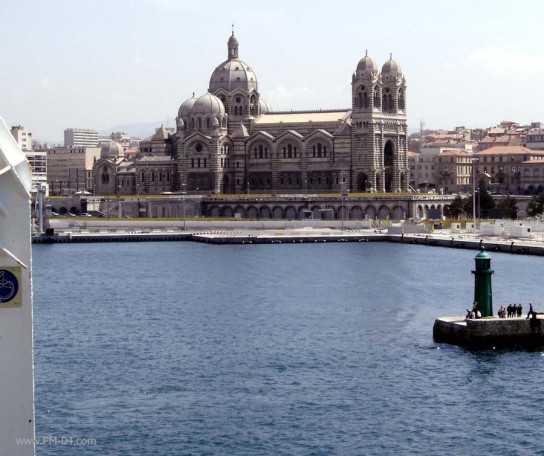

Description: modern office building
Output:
[10,125,48,193]
[10,125,32,151]
[64,128,98,148]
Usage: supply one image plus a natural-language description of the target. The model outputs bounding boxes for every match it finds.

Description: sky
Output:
[1,0,544,144]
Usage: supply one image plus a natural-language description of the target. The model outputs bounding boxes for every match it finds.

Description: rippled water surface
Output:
[33,242,544,455]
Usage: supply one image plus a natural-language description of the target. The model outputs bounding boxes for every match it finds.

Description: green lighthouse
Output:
[472,248,494,317]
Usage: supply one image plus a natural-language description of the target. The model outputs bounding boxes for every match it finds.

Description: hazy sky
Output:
[2,0,544,143]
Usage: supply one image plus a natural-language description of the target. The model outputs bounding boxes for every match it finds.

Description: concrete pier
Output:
[433,316,544,348]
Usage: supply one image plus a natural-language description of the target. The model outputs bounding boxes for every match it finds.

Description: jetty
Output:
[433,316,544,349]
[433,248,544,348]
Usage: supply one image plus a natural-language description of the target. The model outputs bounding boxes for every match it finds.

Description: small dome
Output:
[382,54,402,76]
[178,94,197,118]
[259,98,272,114]
[356,51,377,74]
[193,92,225,116]
[100,141,124,159]
[228,33,239,46]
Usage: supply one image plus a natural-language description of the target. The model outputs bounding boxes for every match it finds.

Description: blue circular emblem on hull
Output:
[0,269,19,303]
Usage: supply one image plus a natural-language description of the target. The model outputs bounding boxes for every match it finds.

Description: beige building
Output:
[525,129,544,151]
[44,147,101,195]
[520,158,544,193]
[93,32,409,197]
[474,146,544,193]
[435,149,472,193]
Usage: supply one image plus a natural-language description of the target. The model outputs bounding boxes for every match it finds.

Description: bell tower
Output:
[350,51,408,193]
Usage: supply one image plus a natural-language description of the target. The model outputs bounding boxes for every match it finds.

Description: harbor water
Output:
[33,242,544,455]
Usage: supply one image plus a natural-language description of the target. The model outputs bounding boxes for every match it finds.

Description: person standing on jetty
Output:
[526,302,536,319]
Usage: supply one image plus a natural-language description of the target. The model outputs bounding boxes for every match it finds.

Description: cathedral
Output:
[93,32,408,196]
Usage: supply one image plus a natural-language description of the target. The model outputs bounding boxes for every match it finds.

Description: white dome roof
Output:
[382,54,402,76]
[259,98,272,114]
[209,32,258,93]
[193,92,225,116]
[100,141,124,159]
[356,51,378,74]
[209,59,258,93]
[178,94,197,118]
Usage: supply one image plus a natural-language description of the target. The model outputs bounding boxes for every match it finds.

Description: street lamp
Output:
[181,183,187,231]
[471,157,479,232]
[341,185,349,231]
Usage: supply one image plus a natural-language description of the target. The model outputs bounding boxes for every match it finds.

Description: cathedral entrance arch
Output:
[384,140,394,192]
[357,173,369,192]
[222,175,231,194]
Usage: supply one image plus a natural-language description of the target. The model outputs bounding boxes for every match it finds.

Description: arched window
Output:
[259,145,263,158]
[317,143,322,158]
[198,118,202,128]
[363,92,369,108]
[206,118,211,128]
[288,144,292,158]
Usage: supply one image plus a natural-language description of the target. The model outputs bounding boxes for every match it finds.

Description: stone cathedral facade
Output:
[93,32,408,196]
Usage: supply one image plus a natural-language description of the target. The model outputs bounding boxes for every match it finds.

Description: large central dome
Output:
[209,32,258,93]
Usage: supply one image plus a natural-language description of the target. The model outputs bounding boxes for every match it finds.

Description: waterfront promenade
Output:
[33,217,544,255]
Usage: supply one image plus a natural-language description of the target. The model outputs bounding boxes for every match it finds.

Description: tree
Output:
[496,195,518,219]
[527,192,544,217]
[479,188,495,218]
[444,195,465,219]
[463,189,495,219]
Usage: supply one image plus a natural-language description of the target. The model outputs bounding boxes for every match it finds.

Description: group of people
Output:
[465,301,482,320]
[465,301,537,320]
[497,303,523,318]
